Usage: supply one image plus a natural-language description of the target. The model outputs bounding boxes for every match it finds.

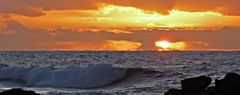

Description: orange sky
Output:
[0,0,240,51]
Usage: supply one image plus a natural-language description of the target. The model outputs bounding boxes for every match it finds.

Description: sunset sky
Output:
[0,0,240,51]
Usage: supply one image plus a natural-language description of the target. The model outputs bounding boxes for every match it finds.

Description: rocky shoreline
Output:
[165,73,240,95]
[1,73,240,95]
[0,88,39,95]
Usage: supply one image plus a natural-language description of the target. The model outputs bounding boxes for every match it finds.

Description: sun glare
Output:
[155,41,170,49]
[155,41,185,51]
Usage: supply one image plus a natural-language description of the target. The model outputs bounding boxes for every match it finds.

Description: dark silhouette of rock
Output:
[205,86,218,95]
[215,73,240,95]
[181,76,211,93]
[224,73,240,81]
[165,73,240,95]
[164,89,183,95]
[165,89,204,95]
[165,76,211,95]
[0,88,40,95]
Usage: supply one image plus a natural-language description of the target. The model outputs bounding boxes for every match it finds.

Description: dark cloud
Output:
[0,0,98,16]
[175,0,240,15]
[0,21,131,50]
[0,0,240,16]
[21,0,99,10]
[1,20,240,50]
[0,0,45,17]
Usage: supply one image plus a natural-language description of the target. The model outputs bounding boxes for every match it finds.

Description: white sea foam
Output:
[0,64,126,88]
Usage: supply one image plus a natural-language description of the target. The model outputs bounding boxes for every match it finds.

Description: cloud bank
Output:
[1,20,240,50]
[1,0,240,16]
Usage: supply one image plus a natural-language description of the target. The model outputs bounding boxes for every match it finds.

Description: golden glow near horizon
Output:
[155,41,186,51]
[1,2,240,51]
[8,4,240,30]
[103,40,142,51]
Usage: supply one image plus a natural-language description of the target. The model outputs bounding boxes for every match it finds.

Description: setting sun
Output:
[155,41,186,51]
[0,0,240,51]
[1,0,240,94]
[155,41,170,49]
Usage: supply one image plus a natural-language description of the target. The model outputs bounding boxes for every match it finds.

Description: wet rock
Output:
[181,76,211,93]
[0,88,40,95]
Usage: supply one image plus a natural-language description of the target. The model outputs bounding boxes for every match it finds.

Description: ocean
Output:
[0,51,239,95]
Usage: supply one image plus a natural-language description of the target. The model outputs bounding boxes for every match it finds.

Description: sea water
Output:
[0,51,239,95]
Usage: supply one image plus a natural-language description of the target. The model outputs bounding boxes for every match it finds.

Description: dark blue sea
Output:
[0,51,239,95]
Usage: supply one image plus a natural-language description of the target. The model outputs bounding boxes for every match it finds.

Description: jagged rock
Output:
[215,73,240,95]
[164,89,183,95]
[205,86,218,95]
[165,73,240,95]
[0,88,40,95]
[181,76,211,93]
[165,89,203,95]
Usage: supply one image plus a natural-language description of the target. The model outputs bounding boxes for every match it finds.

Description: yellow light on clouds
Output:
[9,4,240,30]
[103,40,142,51]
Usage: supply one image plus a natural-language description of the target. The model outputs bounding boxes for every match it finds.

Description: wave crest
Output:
[0,64,158,88]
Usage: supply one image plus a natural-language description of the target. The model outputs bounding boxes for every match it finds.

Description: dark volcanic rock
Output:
[205,86,218,95]
[224,73,240,81]
[165,73,240,95]
[165,76,212,95]
[181,76,211,93]
[0,88,40,95]
[165,89,203,95]
[215,73,240,95]
[164,89,183,95]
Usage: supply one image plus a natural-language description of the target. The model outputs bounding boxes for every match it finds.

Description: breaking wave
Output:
[0,64,157,89]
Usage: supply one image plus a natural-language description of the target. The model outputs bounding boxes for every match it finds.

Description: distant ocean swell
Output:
[0,64,158,89]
